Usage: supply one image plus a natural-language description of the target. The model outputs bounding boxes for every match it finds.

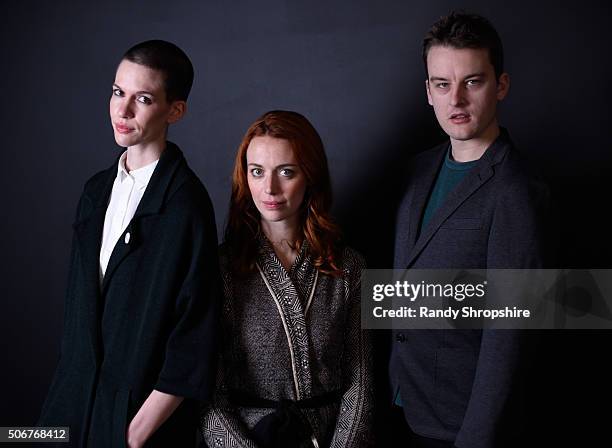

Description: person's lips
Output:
[115,123,134,134]
[449,113,470,124]
[262,201,285,210]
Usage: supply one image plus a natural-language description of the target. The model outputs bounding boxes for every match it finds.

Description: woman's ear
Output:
[167,101,187,124]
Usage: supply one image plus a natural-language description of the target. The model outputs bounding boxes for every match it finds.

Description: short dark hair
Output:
[422,11,504,80]
[122,39,194,102]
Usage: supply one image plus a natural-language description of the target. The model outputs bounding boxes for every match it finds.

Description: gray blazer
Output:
[390,129,549,448]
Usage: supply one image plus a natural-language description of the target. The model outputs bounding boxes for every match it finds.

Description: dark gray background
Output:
[1,0,610,444]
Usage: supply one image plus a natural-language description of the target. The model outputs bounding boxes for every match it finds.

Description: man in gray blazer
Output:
[389,12,549,448]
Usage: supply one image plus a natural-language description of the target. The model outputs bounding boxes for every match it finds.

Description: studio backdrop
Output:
[1,0,610,443]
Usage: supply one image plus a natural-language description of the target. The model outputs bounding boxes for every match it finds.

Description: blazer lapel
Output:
[404,131,512,268]
[407,145,447,251]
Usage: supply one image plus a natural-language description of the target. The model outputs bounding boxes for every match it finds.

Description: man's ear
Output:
[426,79,433,106]
[167,101,187,124]
[496,73,510,101]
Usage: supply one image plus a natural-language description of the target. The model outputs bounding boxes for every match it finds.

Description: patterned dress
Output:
[201,236,373,447]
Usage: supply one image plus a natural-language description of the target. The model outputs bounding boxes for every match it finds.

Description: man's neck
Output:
[450,123,500,162]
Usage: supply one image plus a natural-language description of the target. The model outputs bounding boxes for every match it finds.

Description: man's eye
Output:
[436,83,449,89]
[137,95,152,105]
[112,88,123,96]
[466,79,480,86]
[250,168,263,177]
[279,168,294,177]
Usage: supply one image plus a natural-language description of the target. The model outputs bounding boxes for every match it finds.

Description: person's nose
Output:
[450,84,467,107]
[115,97,134,119]
[264,173,279,195]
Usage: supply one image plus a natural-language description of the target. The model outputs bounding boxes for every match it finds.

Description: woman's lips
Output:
[262,201,285,210]
[115,123,134,134]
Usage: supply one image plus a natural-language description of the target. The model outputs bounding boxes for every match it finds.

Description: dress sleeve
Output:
[330,252,374,447]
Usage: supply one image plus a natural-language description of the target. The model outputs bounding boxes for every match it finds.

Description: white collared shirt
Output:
[99,151,158,280]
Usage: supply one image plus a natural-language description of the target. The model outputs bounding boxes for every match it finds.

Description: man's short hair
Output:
[422,11,504,80]
[122,40,194,102]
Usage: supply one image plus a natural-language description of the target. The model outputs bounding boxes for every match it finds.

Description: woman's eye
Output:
[279,168,294,177]
[137,95,152,105]
[250,168,263,177]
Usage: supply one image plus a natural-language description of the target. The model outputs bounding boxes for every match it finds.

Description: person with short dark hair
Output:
[37,40,221,447]
[200,111,373,447]
[390,12,549,448]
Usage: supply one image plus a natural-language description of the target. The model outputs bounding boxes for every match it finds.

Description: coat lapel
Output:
[100,143,184,295]
[404,131,512,268]
[73,165,116,360]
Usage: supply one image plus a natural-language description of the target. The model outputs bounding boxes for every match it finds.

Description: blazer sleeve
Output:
[454,176,550,448]
[330,253,374,447]
[154,190,222,402]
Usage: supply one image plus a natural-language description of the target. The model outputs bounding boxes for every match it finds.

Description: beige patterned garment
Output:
[200,236,374,447]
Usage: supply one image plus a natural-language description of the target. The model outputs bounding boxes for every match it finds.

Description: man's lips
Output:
[449,113,470,123]
[115,123,134,134]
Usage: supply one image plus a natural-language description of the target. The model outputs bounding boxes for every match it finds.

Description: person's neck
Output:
[261,218,300,249]
[450,122,500,162]
[125,140,166,171]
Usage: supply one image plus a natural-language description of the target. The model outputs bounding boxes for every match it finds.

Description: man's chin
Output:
[442,124,478,142]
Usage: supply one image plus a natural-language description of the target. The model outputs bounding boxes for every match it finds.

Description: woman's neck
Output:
[261,218,301,270]
[125,140,165,171]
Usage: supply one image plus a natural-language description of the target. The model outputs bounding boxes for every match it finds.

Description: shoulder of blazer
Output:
[397,140,448,201]
[482,129,548,192]
[412,140,449,170]
[477,127,514,172]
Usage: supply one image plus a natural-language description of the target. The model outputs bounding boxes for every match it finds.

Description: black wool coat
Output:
[38,142,221,447]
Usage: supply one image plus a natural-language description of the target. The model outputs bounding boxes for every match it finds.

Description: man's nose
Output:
[450,84,467,107]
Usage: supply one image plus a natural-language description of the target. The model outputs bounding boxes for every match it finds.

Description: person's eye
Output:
[466,79,481,87]
[250,168,263,177]
[112,88,123,97]
[436,82,449,89]
[279,168,294,177]
[137,95,153,105]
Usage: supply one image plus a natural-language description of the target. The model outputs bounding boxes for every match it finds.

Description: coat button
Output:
[396,333,406,343]
[124,232,131,244]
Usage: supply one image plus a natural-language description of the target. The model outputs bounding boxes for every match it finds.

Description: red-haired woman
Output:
[201,111,373,447]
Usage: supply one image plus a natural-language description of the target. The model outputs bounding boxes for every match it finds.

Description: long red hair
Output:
[225,110,343,276]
